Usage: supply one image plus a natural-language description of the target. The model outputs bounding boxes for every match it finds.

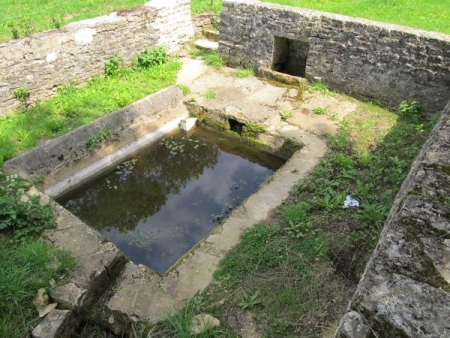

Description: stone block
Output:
[32,309,76,338]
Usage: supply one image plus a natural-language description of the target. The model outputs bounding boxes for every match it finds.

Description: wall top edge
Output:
[222,0,450,42]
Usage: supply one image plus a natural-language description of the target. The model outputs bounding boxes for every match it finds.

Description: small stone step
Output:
[194,39,218,52]
[203,29,219,42]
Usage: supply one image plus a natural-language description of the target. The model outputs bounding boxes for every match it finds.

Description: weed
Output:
[204,88,216,100]
[13,86,31,103]
[51,16,64,29]
[352,203,388,228]
[0,174,55,239]
[238,290,261,310]
[280,110,293,120]
[6,17,35,39]
[241,122,266,137]
[309,81,333,96]
[104,52,123,78]
[397,100,420,122]
[177,84,191,95]
[313,107,326,115]
[204,52,225,68]
[87,124,113,151]
[136,46,167,69]
[282,201,310,224]
[237,67,255,78]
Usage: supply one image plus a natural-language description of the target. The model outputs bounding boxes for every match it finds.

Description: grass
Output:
[203,52,225,68]
[280,110,293,120]
[0,0,222,42]
[0,172,78,337]
[204,88,217,100]
[237,67,255,78]
[0,58,181,165]
[191,0,222,15]
[0,0,146,42]
[309,81,334,96]
[313,107,326,115]
[0,0,223,43]
[1,0,448,44]
[0,234,77,337]
[150,99,434,337]
[263,0,450,34]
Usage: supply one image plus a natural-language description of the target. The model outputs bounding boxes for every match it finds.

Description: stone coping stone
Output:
[43,200,127,315]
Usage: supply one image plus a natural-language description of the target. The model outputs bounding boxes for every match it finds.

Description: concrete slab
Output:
[108,264,174,325]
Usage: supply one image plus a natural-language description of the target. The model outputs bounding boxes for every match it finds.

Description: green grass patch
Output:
[0,0,147,42]
[313,107,326,115]
[191,0,222,15]
[0,0,224,42]
[204,88,217,100]
[0,58,181,165]
[237,67,255,78]
[263,0,450,34]
[0,235,77,337]
[203,52,225,68]
[309,81,333,96]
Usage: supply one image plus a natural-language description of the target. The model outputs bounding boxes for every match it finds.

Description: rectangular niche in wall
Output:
[272,36,310,77]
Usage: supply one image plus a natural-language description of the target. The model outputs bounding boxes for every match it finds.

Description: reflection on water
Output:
[58,126,285,275]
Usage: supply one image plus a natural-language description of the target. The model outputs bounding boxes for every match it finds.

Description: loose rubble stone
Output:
[32,309,76,338]
[189,313,220,334]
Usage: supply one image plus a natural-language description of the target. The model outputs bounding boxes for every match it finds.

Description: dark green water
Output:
[58,126,285,275]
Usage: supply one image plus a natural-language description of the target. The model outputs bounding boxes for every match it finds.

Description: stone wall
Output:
[334,101,450,337]
[0,0,194,114]
[219,0,450,114]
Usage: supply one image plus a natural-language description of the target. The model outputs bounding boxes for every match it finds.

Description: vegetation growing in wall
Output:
[87,124,114,152]
[105,52,124,78]
[13,86,31,104]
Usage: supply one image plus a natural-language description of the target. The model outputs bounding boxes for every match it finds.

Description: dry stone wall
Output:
[219,0,450,114]
[0,0,193,114]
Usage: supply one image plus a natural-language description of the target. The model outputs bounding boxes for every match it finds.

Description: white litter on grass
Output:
[344,195,359,208]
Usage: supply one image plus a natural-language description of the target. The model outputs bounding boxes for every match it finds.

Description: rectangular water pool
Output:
[58,126,285,275]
